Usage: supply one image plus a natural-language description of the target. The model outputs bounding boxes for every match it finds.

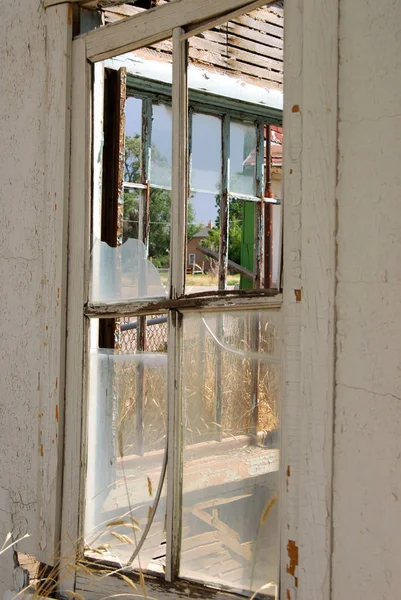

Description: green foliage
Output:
[124,134,141,182]
[123,134,202,264]
[201,197,243,266]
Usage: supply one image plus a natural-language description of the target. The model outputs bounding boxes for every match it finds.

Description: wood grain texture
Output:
[280,0,303,596]
[75,568,265,600]
[59,36,91,592]
[85,0,276,62]
[181,0,273,39]
[38,3,72,564]
[165,28,187,581]
[103,4,283,89]
[333,1,401,598]
[298,0,339,598]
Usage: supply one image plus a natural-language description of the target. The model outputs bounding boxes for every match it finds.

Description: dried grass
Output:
[6,314,279,600]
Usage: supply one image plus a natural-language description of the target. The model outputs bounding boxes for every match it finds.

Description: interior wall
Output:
[333,0,401,597]
[0,0,46,591]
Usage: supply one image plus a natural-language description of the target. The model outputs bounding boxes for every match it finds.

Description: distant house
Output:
[187,223,213,273]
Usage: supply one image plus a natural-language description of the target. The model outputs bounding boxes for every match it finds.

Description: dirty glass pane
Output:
[186,192,217,292]
[122,187,141,243]
[185,196,248,293]
[191,113,222,194]
[124,96,142,183]
[151,103,172,189]
[148,187,171,282]
[180,310,280,595]
[85,317,168,572]
[227,198,245,289]
[121,185,171,291]
[90,238,167,303]
[230,121,257,197]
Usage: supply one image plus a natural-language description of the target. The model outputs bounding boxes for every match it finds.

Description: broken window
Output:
[67,1,283,599]
[114,93,282,295]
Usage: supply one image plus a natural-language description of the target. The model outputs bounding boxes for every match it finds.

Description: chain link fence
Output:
[118,315,168,353]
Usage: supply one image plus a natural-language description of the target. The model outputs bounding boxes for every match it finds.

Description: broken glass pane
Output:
[230,121,257,197]
[90,237,167,303]
[180,310,280,594]
[85,327,168,572]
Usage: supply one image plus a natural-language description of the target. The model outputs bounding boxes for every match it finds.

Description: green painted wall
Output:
[240,202,254,289]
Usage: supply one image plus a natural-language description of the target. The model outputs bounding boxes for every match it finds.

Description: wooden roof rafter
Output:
[44,0,141,8]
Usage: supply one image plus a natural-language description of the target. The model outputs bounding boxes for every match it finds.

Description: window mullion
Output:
[218,114,230,291]
[264,122,273,288]
[166,26,188,583]
[138,97,152,250]
[169,30,188,301]
[135,97,153,456]
[254,118,265,289]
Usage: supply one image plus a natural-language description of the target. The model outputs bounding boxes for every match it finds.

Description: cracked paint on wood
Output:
[0,0,47,591]
[333,1,401,598]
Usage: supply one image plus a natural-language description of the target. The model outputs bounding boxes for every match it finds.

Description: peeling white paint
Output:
[333,1,401,598]
[0,0,47,592]
[1,1,401,599]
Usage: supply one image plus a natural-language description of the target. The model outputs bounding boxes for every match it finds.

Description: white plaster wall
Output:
[0,0,46,591]
[334,0,401,597]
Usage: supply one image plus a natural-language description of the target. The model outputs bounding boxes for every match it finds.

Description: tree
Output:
[201,196,243,266]
[200,125,256,268]
[123,134,201,265]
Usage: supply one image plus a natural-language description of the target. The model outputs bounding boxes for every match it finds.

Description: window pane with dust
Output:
[180,310,280,594]
[151,103,172,189]
[186,192,218,292]
[148,186,171,281]
[85,317,168,574]
[124,96,142,183]
[191,112,222,194]
[122,187,140,243]
[230,121,257,197]
[89,236,167,302]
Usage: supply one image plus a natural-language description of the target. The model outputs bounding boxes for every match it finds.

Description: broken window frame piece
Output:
[64,1,283,598]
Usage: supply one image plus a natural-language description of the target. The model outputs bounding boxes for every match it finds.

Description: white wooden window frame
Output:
[120,78,282,290]
[53,1,340,599]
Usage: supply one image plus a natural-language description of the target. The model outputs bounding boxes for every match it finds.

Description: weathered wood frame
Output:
[34,3,73,567]
[279,1,338,599]
[118,62,283,295]
[63,1,282,596]
[55,0,340,599]
[118,82,282,295]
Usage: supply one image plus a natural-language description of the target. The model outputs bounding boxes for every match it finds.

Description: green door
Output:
[240,201,254,290]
